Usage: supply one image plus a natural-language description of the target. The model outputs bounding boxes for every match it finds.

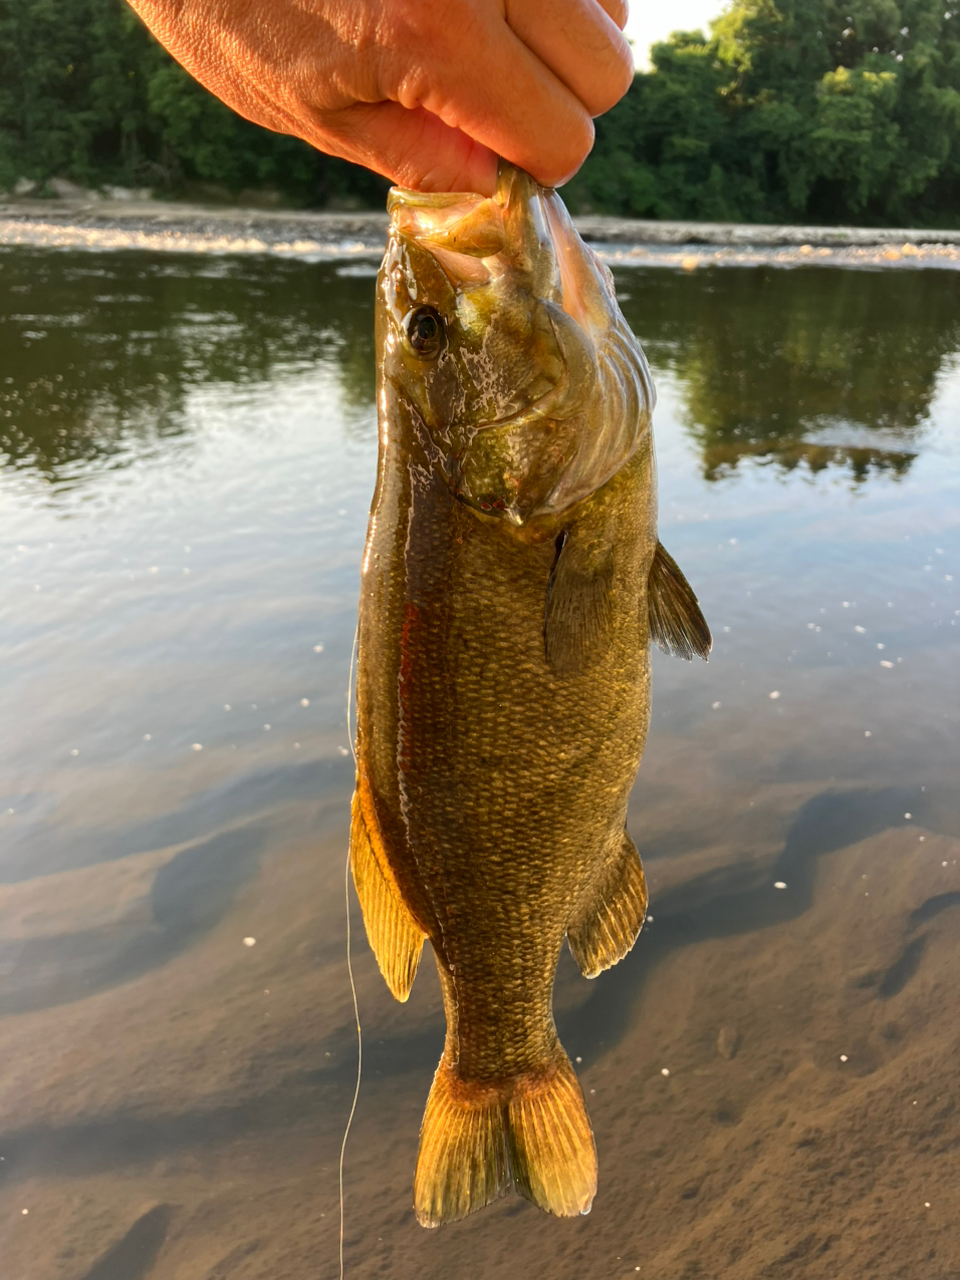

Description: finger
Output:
[302,101,500,195]
[131,0,501,194]
[505,0,634,116]
[383,20,596,187]
[596,0,629,30]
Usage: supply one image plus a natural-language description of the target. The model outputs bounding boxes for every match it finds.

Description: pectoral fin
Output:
[647,541,712,661]
[567,830,648,978]
[544,531,615,676]
[350,788,425,1002]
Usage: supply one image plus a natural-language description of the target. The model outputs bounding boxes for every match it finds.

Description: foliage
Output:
[0,0,388,205]
[1,0,959,221]
[572,0,960,225]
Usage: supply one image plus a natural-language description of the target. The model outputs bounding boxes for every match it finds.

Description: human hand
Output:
[126,0,633,194]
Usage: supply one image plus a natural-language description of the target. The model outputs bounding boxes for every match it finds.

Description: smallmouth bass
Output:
[351,164,710,1227]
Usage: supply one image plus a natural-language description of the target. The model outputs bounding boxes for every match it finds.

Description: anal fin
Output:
[350,789,425,1002]
[567,830,648,978]
[648,540,712,661]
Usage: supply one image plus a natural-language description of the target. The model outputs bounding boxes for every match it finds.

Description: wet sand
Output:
[2,759,957,1280]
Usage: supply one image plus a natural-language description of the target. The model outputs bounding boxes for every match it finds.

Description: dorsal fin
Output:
[648,541,712,661]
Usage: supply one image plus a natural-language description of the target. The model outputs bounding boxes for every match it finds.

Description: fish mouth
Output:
[388,164,557,294]
[386,186,505,265]
[387,164,537,243]
[388,164,612,355]
[389,165,576,432]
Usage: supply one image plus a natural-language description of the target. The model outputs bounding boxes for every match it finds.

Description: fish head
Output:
[378,163,655,524]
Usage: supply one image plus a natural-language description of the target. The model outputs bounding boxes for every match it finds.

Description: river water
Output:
[1,247,958,1279]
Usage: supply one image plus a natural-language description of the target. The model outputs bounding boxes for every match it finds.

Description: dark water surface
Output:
[1,249,958,1279]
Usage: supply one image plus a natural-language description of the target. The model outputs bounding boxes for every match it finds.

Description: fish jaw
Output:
[378,163,655,525]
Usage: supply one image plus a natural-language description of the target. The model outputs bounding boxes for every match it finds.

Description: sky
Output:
[624,0,726,68]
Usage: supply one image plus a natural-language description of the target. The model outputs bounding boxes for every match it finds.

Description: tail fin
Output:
[414,1064,511,1227]
[414,1047,596,1227]
[508,1055,597,1218]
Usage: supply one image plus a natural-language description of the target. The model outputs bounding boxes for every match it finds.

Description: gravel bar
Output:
[3,197,960,269]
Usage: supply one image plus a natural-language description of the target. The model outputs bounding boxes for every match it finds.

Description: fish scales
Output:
[351,164,710,1227]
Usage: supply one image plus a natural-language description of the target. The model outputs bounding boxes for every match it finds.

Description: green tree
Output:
[0,0,156,189]
[572,31,748,219]
[575,0,960,226]
[0,0,388,205]
[3,0,960,220]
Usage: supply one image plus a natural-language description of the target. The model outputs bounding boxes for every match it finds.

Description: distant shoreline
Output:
[3,196,960,269]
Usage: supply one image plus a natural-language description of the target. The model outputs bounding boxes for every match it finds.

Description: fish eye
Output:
[404,307,445,357]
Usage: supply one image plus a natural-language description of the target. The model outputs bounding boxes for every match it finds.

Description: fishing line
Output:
[339,623,361,1280]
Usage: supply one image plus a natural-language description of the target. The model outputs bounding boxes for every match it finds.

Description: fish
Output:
[350,163,710,1228]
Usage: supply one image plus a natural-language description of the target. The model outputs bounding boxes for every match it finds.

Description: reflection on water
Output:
[622,268,960,482]
[1,249,959,1279]
[0,249,376,483]
[5,252,958,491]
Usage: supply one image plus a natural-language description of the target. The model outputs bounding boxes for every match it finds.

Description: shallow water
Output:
[1,249,958,1279]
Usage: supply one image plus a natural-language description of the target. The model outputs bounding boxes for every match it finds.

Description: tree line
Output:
[2,0,959,225]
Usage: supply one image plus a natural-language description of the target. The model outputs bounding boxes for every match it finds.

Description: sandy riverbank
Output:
[2,777,958,1280]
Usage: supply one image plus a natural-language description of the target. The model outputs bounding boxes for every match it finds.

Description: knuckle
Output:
[604,0,630,31]
[585,40,635,114]
[614,37,637,91]
[393,157,446,191]
[379,0,459,50]
[388,140,452,193]
[334,0,380,50]
[395,65,433,111]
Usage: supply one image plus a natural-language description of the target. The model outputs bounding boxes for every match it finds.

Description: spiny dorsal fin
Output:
[350,788,425,1002]
[648,541,712,661]
[567,829,648,978]
[544,530,615,676]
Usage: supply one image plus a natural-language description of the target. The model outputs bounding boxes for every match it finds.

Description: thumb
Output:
[305,100,500,196]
